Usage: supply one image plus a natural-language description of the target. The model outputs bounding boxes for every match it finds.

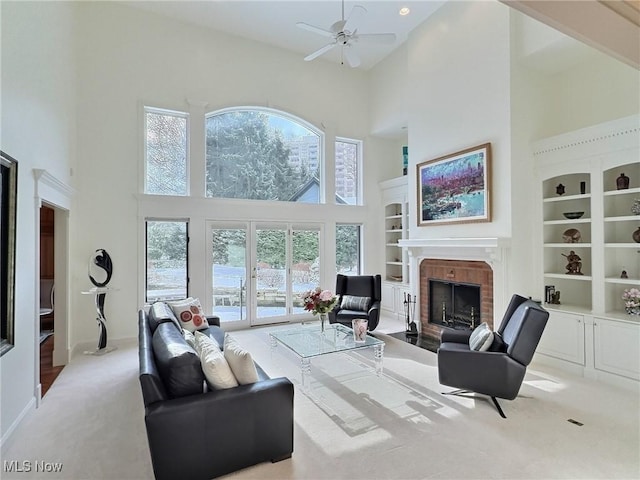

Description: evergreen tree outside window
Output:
[205,108,321,202]
[145,108,188,196]
[336,224,361,275]
[146,220,188,302]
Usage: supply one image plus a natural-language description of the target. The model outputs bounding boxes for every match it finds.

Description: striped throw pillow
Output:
[469,322,494,352]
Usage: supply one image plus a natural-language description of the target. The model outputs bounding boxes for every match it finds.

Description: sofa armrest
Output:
[440,329,472,344]
[144,377,294,480]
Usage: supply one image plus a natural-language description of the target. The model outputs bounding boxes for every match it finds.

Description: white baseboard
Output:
[0,396,36,455]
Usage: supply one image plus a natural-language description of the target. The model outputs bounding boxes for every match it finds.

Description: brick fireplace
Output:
[420,259,493,340]
[399,238,510,340]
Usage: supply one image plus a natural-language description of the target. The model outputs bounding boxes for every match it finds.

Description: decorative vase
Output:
[319,313,327,333]
[556,183,565,195]
[633,227,640,244]
[616,173,630,190]
[625,306,640,316]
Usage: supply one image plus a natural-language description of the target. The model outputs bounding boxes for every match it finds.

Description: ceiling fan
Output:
[296,1,397,68]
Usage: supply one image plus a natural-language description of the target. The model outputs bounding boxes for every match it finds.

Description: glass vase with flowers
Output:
[301,287,338,333]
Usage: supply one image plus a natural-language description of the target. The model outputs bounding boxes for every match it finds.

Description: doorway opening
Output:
[39,204,63,397]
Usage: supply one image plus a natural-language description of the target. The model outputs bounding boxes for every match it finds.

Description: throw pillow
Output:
[340,295,371,312]
[469,322,494,352]
[194,331,238,389]
[223,334,259,385]
[168,297,209,332]
[183,329,197,349]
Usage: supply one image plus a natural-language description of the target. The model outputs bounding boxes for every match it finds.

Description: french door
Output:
[207,221,322,327]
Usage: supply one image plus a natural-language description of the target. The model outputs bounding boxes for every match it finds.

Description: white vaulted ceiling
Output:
[123,1,446,70]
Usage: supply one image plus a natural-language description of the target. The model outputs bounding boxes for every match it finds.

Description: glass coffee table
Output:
[269,323,385,390]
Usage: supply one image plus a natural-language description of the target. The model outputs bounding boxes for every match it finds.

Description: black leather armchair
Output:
[328,274,382,331]
[437,294,549,418]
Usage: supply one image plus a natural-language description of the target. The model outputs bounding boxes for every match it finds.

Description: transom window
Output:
[205,108,322,203]
[144,108,188,196]
[335,138,362,205]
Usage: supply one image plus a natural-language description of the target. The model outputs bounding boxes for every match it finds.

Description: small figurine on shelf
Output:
[562,250,583,275]
[556,183,565,195]
[616,173,630,190]
[621,269,629,279]
[550,291,561,305]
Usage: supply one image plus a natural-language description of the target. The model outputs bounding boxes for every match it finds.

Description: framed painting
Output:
[417,143,491,226]
[1,151,18,356]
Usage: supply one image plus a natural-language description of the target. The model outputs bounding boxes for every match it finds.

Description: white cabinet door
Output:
[594,318,640,380]
[381,282,396,313]
[538,310,585,365]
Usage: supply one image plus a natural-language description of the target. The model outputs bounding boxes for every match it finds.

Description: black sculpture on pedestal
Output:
[86,249,114,353]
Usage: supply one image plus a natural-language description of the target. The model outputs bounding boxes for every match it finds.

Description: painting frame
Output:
[416,143,491,227]
[1,151,18,356]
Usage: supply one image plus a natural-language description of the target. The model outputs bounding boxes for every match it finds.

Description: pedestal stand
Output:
[81,287,117,355]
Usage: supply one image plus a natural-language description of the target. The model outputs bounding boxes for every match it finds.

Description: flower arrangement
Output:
[622,288,640,315]
[301,287,338,315]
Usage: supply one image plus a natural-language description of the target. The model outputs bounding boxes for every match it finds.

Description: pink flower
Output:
[319,290,334,301]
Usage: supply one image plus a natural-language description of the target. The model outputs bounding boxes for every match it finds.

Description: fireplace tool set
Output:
[404,292,418,336]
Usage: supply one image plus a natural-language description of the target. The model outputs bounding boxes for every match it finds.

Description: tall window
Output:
[335,138,361,205]
[146,220,188,302]
[336,224,361,275]
[205,108,322,203]
[145,107,188,195]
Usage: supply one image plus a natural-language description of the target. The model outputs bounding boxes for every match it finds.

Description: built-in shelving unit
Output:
[380,176,410,319]
[533,115,640,388]
[602,167,640,317]
[542,172,593,310]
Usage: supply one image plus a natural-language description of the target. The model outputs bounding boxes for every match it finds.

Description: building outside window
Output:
[335,138,362,205]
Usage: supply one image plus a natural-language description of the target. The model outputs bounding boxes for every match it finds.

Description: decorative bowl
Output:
[563,211,584,219]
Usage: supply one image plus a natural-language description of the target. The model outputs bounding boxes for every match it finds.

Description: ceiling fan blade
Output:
[343,5,367,33]
[296,22,334,38]
[343,46,361,68]
[304,43,338,61]
[353,33,397,44]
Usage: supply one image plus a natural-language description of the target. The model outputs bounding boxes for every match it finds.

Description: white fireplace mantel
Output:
[398,237,512,330]
[399,237,510,264]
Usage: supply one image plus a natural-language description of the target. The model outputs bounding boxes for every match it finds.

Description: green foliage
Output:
[336,225,359,271]
[205,111,315,201]
[212,229,245,265]
[147,221,187,261]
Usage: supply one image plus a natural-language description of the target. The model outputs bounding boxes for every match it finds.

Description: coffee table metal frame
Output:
[269,323,385,390]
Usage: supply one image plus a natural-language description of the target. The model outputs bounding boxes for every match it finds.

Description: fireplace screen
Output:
[429,280,481,330]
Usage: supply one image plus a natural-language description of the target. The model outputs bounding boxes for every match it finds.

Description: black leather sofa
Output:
[138,302,294,480]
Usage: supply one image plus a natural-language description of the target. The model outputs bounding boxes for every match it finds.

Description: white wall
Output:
[71,2,384,345]
[406,0,513,242]
[537,53,640,139]
[0,1,76,442]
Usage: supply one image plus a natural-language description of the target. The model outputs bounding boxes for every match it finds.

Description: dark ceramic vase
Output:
[616,173,630,190]
[633,227,640,244]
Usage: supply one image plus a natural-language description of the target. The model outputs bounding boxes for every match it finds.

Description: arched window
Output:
[205,108,323,203]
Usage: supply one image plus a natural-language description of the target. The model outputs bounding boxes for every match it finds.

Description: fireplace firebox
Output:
[429,280,481,330]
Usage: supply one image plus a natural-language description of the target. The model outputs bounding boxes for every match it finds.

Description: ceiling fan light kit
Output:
[297,1,397,68]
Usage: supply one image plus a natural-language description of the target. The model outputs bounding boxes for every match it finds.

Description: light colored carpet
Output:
[2,323,639,480]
